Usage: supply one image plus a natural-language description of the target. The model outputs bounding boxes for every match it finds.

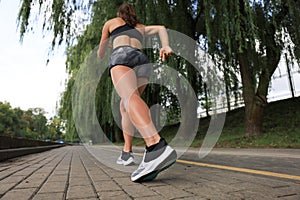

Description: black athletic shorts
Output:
[109,46,152,79]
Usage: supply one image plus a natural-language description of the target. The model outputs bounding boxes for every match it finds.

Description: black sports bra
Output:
[110,24,143,43]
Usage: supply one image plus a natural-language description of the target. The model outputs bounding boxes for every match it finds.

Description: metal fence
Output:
[198,63,300,118]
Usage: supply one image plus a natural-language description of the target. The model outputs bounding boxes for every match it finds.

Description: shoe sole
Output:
[138,160,176,182]
[124,160,135,166]
[133,150,177,182]
[117,157,135,166]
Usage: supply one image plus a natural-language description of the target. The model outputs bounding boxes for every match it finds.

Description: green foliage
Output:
[46,116,64,141]
[17,0,300,138]
[17,0,94,48]
[0,102,21,136]
[200,0,300,136]
[58,1,123,142]
[0,101,63,141]
[203,0,300,79]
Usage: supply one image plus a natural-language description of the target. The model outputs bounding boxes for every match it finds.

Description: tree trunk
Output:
[239,43,280,137]
[243,95,267,137]
[239,51,267,137]
[223,65,231,111]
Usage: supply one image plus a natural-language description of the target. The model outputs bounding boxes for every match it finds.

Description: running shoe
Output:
[131,145,177,182]
[116,150,135,166]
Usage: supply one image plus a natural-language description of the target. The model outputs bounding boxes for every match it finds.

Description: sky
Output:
[0,1,299,119]
[0,1,68,118]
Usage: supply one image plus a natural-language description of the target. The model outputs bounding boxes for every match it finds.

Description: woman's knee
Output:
[121,91,141,111]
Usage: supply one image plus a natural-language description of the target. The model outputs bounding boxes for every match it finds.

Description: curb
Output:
[0,145,64,161]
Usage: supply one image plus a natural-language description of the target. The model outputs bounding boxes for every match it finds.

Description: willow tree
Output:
[16,0,220,141]
[202,0,300,136]
[18,0,299,139]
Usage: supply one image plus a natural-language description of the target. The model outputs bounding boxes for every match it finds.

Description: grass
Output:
[128,96,300,149]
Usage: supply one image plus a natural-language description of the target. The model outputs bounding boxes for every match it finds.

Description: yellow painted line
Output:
[177,159,300,181]
[95,146,300,181]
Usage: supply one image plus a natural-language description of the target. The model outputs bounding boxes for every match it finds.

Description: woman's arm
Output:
[145,25,169,47]
[145,25,173,61]
[97,22,110,58]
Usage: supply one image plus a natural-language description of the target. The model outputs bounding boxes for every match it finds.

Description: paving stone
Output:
[15,172,51,189]
[0,170,16,179]
[151,184,193,199]
[229,189,273,200]
[0,182,15,195]
[229,181,278,198]
[88,172,111,181]
[1,146,300,200]
[0,175,26,184]
[36,168,54,174]
[94,180,122,192]
[142,179,169,187]
[276,194,300,200]
[66,185,96,199]
[69,177,91,186]
[13,168,37,176]
[0,166,9,170]
[47,174,69,182]
[100,168,129,178]
[134,195,168,200]
[52,169,69,175]
[121,184,158,198]
[275,185,300,198]
[15,178,44,189]
[38,181,66,193]
[69,172,87,178]
[26,172,50,180]
[98,190,131,200]
[184,184,240,199]
[32,192,65,200]
[0,188,36,200]
[159,175,199,189]
[177,197,207,200]
[113,177,137,186]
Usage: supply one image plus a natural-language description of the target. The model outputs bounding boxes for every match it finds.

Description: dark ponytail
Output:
[118,3,139,27]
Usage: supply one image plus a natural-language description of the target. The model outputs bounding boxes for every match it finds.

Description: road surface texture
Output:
[0,145,299,200]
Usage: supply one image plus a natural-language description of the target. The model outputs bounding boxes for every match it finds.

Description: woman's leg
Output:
[120,77,149,152]
[111,65,160,147]
[120,99,134,152]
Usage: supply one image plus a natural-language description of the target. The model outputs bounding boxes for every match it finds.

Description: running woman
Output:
[98,2,176,182]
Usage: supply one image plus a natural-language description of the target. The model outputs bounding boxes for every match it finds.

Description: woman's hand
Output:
[160,46,173,62]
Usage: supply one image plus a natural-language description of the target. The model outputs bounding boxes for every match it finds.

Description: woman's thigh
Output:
[110,65,139,99]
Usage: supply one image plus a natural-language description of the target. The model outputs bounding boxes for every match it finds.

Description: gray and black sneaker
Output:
[131,144,177,182]
[116,150,135,166]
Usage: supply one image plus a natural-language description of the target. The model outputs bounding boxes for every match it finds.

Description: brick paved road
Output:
[0,146,299,200]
